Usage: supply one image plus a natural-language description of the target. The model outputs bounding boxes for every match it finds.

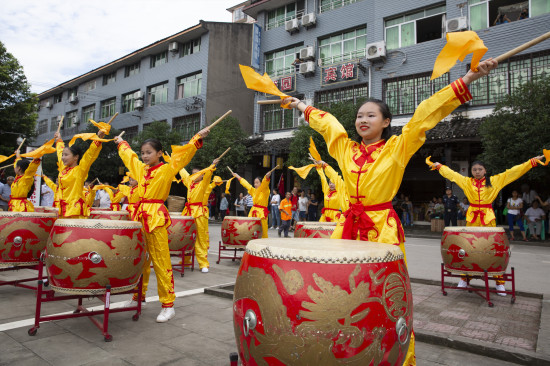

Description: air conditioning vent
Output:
[366,41,386,61]
[168,42,179,52]
[446,16,468,33]
[285,18,299,33]
[134,91,144,100]
[74,117,80,125]
[69,94,78,104]
[45,101,52,109]
[134,100,144,110]
[301,13,316,27]
[299,61,315,75]
[299,46,314,61]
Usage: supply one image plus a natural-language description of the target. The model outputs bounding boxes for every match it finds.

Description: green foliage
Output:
[478,75,550,183]
[130,120,184,154]
[287,101,360,192]
[189,116,249,178]
[0,41,38,155]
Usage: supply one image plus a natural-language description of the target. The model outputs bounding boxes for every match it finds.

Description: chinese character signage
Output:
[251,24,262,70]
[273,75,295,93]
[321,61,358,87]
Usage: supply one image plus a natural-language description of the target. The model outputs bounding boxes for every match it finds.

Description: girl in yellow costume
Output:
[315,161,348,223]
[54,130,104,218]
[83,181,96,209]
[179,159,219,273]
[114,131,207,322]
[9,151,42,212]
[428,157,545,294]
[231,171,272,238]
[202,175,224,219]
[285,59,498,366]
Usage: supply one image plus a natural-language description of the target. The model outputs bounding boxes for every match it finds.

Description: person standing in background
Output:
[40,179,54,207]
[219,192,229,221]
[298,190,308,222]
[235,193,245,216]
[458,197,469,221]
[244,193,253,216]
[0,176,13,211]
[308,193,319,221]
[270,188,281,229]
[442,187,459,226]
[278,192,292,238]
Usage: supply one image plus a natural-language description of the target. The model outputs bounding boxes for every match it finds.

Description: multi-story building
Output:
[35,21,255,146]
[242,0,550,201]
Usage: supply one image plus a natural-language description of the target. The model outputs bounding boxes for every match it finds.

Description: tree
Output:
[478,75,550,183]
[131,120,183,153]
[0,41,38,155]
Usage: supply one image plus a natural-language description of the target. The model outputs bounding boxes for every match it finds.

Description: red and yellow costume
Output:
[83,186,95,209]
[93,184,125,211]
[202,176,224,218]
[305,78,473,366]
[56,140,102,218]
[316,164,347,223]
[118,184,139,218]
[42,175,59,209]
[9,158,41,212]
[180,165,215,269]
[237,176,271,238]
[117,135,202,307]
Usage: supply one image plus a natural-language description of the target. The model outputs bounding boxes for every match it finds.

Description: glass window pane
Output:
[401,22,414,47]
[425,5,446,16]
[356,27,366,36]
[386,17,403,27]
[386,26,399,50]
[470,3,488,31]
[331,34,343,43]
[531,0,550,16]
[356,35,367,50]
[320,45,329,59]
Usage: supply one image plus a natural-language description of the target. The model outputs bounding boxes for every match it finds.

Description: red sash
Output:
[251,204,268,217]
[8,196,29,212]
[110,202,121,211]
[342,201,404,242]
[469,203,493,225]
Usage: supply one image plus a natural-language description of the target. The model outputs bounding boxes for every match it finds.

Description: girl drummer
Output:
[9,150,42,212]
[231,171,272,238]
[314,160,347,223]
[114,130,208,323]
[284,58,499,366]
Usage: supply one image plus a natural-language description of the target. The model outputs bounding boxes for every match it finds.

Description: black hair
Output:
[356,98,393,142]
[66,145,83,163]
[254,176,262,183]
[16,159,31,174]
[141,139,165,163]
[471,161,492,188]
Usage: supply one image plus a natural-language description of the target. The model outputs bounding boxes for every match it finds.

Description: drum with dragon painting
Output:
[89,210,129,221]
[0,211,57,267]
[441,226,510,276]
[221,216,262,247]
[45,219,146,295]
[167,214,197,252]
[294,221,337,239]
[233,238,413,365]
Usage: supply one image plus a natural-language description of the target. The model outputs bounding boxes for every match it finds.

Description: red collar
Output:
[145,162,164,179]
[473,177,486,189]
[354,139,386,167]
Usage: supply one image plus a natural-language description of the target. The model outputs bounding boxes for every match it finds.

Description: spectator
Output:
[244,193,253,216]
[235,193,246,216]
[41,179,55,207]
[525,200,545,240]
[298,190,308,221]
[518,8,528,20]
[0,176,13,211]
[458,197,470,221]
[270,188,281,229]
[208,192,217,220]
[308,193,319,221]
[493,12,511,25]
[94,183,111,208]
[395,193,405,221]
[292,57,301,72]
[290,187,299,231]
[426,196,437,220]
[443,186,459,226]
[535,195,550,235]
[278,192,292,238]
[521,184,538,210]
[219,193,229,221]
[506,190,528,241]
[401,195,413,227]
[431,198,444,219]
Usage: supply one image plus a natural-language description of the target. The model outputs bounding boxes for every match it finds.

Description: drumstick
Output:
[495,31,550,63]
[91,178,99,185]
[227,166,235,175]
[16,138,26,152]
[55,116,64,135]
[216,147,231,161]
[257,99,284,105]
[107,112,119,125]
[0,163,14,170]
[207,110,232,130]
[116,130,125,138]
[266,165,280,176]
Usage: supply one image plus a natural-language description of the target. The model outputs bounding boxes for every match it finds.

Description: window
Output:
[315,84,368,109]
[83,80,96,92]
[103,71,116,86]
[319,27,367,65]
[385,5,446,50]
[266,1,304,30]
[122,91,137,113]
[383,72,450,115]
[265,46,302,78]
[469,0,547,31]
[53,93,62,104]
[469,50,550,106]
[148,82,168,106]
[181,38,201,57]
[82,105,95,123]
[100,98,116,118]
[262,104,299,131]
[38,119,48,134]
[173,114,201,141]
[68,87,78,98]
[66,110,78,128]
[177,72,202,99]
[120,126,139,141]
[125,62,140,77]
[50,117,58,132]
[320,0,364,13]
[150,51,167,68]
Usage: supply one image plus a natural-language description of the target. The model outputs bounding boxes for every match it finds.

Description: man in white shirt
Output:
[40,182,54,207]
[270,189,281,229]
[525,200,546,240]
[94,185,111,209]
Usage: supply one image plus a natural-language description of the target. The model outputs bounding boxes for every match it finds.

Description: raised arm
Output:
[79,141,103,176]
[237,176,255,196]
[42,175,57,191]
[55,133,66,170]
[116,141,145,181]
[168,133,205,175]
[434,164,470,191]
[491,158,540,190]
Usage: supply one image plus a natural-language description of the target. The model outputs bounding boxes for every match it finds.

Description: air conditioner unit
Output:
[134,90,144,100]
[301,12,316,27]
[446,16,468,33]
[45,101,52,109]
[366,41,386,61]
[299,46,315,61]
[56,115,63,122]
[134,100,144,109]
[285,18,299,33]
[74,117,80,125]
[168,41,179,53]
[299,61,315,75]
[69,94,78,104]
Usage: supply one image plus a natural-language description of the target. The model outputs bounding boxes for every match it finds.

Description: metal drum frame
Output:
[216,241,245,264]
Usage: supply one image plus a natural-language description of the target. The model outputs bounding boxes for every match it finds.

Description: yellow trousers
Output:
[194,215,210,269]
[134,228,175,307]
[260,217,268,238]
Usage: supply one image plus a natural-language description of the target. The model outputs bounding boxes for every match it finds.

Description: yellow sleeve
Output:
[103,186,114,200]
[56,140,66,170]
[316,166,329,195]
[239,177,255,196]
[305,108,353,161]
[324,164,348,209]
[168,134,203,175]
[118,185,131,196]
[491,160,535,190]
[438,165,470,191]
[43,175,57,191]
[179,167,190,188]
[117,141,145,181]
[259,176,270,192]
[79,141,103,176]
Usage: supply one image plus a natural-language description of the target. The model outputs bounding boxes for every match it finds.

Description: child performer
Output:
[114,129,208,322]
[314,159,347,223]
[42,175,60,209]
[54,130,105,218]
[202,175,224,219]
[284,58,498,366]
[83,180,96,209]
[427,156,545,294]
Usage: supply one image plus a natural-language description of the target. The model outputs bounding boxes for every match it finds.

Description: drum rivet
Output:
[243,309,257,337]
[89,252,102,264]
[13,236,23,247]
[396,317,409,345]
[458,249,466,258]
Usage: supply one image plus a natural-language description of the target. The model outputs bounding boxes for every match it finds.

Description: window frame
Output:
[100,98,116,119]
[172,114,201,141]
[265,45,302,78]
[318,26,367,66]
[102,71,117,86]
[265,1,305,31]
[261,104,301,132]
[148,82,169,106]
[125,62,141,77]
[176,72,202,100]
[82,104,96,124]
[315,83,368,109]
[122,91,138,113]
[319,0,364,14]
[65,110,78,128]
[150,51,168,68]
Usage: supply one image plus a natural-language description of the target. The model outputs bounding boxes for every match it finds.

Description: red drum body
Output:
[441,226,510,276]
[45,219,146,295]
[221,216,262,247]
[89,210,129,221]
[34,206,58,214]
[294,221,337,239]
[167,214,197,251]
[0,212,57,266]
[234,238,413,365]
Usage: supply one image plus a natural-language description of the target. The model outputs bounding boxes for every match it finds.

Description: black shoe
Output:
[284,235,290,237]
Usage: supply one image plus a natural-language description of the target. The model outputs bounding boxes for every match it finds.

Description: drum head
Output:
[246,238,403,264]
[54,218,142,229]
[443,226,505,233]
[0,211,57,218]
[223,216,261,222]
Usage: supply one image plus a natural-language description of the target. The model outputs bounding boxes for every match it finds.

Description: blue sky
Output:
[0,0,242,93]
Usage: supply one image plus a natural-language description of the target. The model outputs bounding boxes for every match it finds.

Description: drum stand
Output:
[0,264,41,291]
[441,263,516,307]
[28,259,143,342]
[170,248,195,277]
[216,241,244,264]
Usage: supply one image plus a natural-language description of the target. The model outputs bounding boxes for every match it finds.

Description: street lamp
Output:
[16,136,24,145]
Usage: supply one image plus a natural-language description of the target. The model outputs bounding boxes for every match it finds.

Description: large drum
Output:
[441,226,510,276]
[167,214,197,252]
[0,212,57,267]
[89,210,129,221]
[45,219,146,295]
[34,206,59,215]
[234,238,413,365]
[294,221,337,239]
[221,216,262,247]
